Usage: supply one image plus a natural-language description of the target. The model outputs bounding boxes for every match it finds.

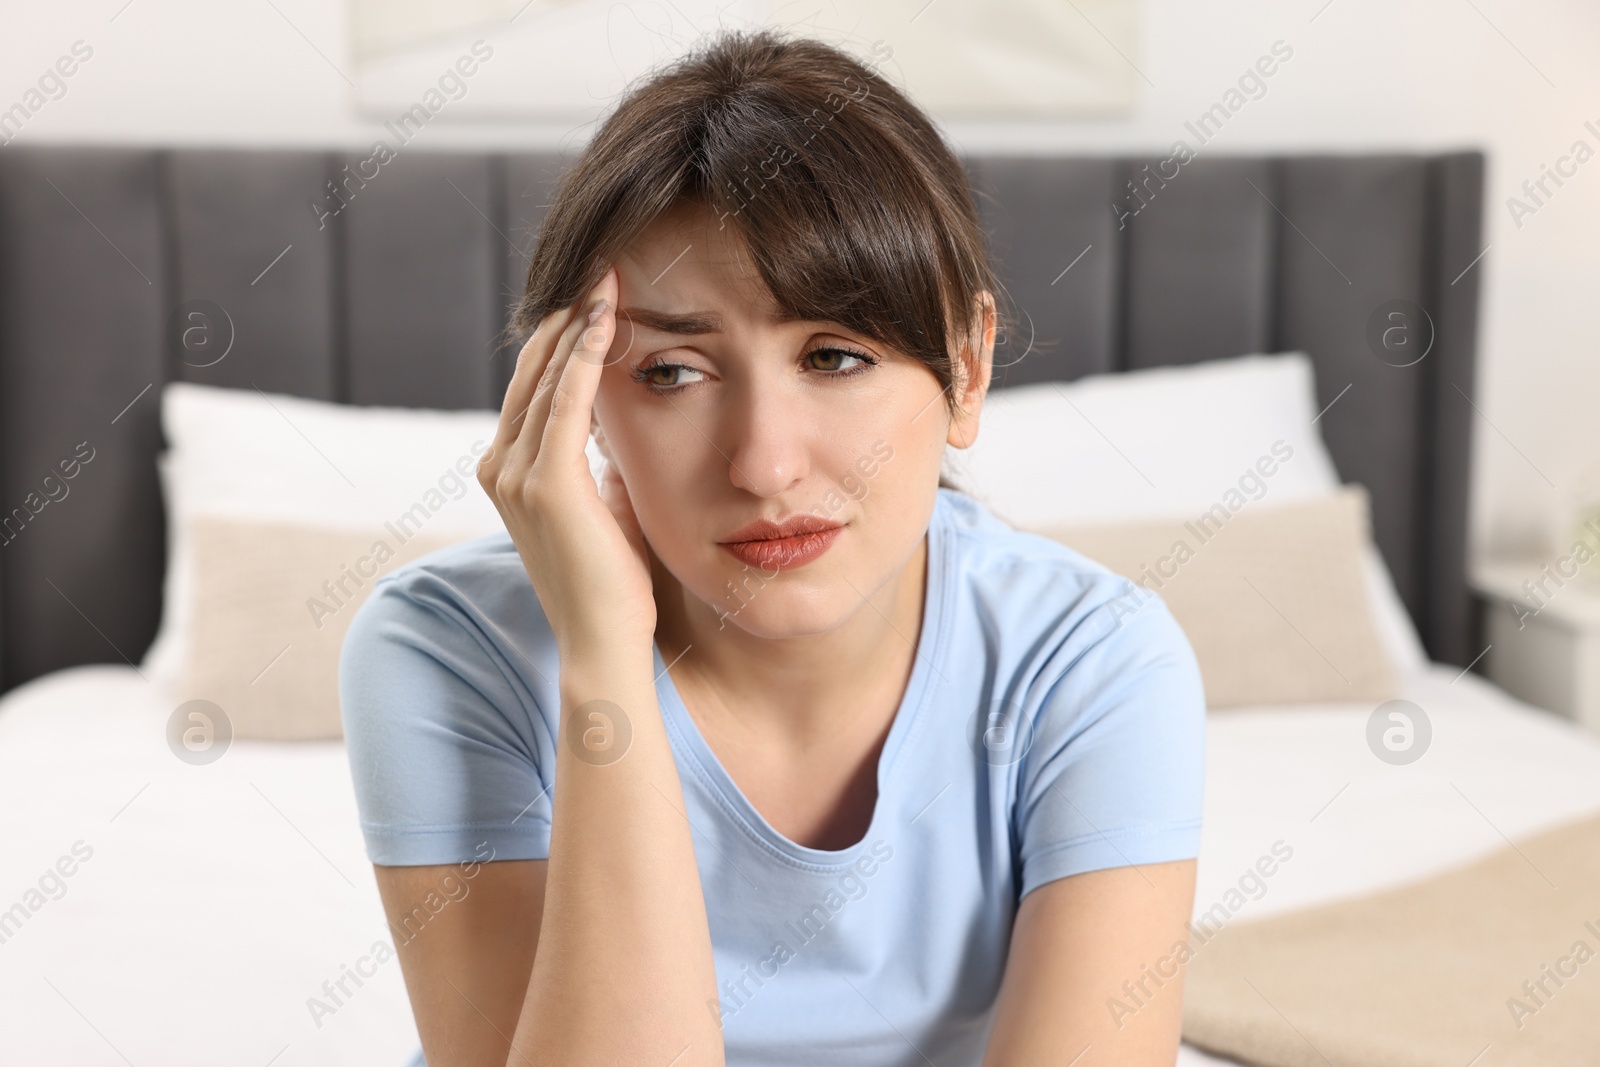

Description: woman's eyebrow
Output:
[618,307,724,335]
[618,306,814,335]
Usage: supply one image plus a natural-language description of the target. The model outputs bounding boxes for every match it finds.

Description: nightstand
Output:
[1472,559,1600,734]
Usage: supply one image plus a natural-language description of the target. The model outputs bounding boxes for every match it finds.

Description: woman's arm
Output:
[373,860,549,1064]
[371,656,722,1067]
[511,650,724,1066]
[982,858,1198,1067]
[369,266,724,1067]
[483,268,724,1067]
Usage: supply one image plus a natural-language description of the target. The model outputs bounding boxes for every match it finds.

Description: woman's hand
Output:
[477,266,656,657]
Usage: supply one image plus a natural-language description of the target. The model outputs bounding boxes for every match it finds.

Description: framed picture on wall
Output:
[349,0,1140,122]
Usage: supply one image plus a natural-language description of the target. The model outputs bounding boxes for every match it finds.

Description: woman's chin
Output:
[702,584,857,641]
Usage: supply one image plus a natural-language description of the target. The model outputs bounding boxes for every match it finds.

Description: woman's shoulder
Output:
[360,529,527,610]
[938,488,1148,617]
[373,527,523,590]
[341,528,557,683]
[935,490,1205,774]
[935,488,1198,686]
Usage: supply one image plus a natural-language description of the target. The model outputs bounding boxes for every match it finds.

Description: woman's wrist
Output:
[558,635,660,699]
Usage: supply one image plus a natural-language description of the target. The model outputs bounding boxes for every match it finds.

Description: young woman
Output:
[340,27,1205,1067]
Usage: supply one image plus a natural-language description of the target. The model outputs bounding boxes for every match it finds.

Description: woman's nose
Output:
[724,385,812,498]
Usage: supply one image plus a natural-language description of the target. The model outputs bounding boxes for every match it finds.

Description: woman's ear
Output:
[946,290,995,450]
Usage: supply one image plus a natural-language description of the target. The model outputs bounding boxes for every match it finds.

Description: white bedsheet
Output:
[3,663,1599,1067]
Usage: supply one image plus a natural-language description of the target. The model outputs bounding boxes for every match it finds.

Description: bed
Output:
[7,145,1582,1066]
[6,657,1598,1065]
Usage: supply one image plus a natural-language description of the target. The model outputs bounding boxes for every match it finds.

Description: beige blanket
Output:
[1183,811,1600,1066]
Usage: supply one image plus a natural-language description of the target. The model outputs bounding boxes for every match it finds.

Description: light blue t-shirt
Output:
[340,487,1206,1067]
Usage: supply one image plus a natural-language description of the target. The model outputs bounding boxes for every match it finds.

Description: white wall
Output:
[4,0,1597,561]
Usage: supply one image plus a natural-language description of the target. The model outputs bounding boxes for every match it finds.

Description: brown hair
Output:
[509,27,1008,487]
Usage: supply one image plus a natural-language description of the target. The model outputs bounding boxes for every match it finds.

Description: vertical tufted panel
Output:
[0,147,166,683]
[342,151,502,410]
[498,152,577,397]
[1276,155,1430,619]
[167,149,338,398]
[963,156,1120,387]
[1120,156,1277,371]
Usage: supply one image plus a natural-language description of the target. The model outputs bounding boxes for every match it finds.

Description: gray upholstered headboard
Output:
[0,146,1484,693]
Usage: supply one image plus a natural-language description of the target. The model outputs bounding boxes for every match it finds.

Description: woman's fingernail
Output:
[588,299,610,324]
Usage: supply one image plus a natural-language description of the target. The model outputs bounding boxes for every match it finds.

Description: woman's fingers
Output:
[481,268,616,489]
[512,287,607,468]
[485,309,573,474]
[541,296,613,460]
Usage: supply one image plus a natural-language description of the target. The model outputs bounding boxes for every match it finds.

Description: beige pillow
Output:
[182,516,466,739]
[1034,485,1398,708]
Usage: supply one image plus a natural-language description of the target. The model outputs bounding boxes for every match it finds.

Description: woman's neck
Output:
[649,533,929,749]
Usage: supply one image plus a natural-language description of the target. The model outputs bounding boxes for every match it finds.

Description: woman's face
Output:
[591,201,992,639]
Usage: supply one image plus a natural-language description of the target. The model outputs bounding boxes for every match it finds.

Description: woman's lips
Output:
[719,526,842,571]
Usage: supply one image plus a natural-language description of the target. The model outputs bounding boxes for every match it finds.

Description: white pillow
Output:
[142,382,608,690]
[943,352,1428,676]
[1365,550,1428,674]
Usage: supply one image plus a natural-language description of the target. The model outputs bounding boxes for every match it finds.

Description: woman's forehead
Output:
[618,219,777,316]
[625,205,751,270]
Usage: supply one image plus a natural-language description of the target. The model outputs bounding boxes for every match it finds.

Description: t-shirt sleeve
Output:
[1013,586,1206,900]
[338,571,556,867]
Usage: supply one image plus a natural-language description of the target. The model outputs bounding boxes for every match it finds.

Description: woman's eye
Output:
[806,346,879,375]
[630,346,877,395]
[634,363,707,390]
